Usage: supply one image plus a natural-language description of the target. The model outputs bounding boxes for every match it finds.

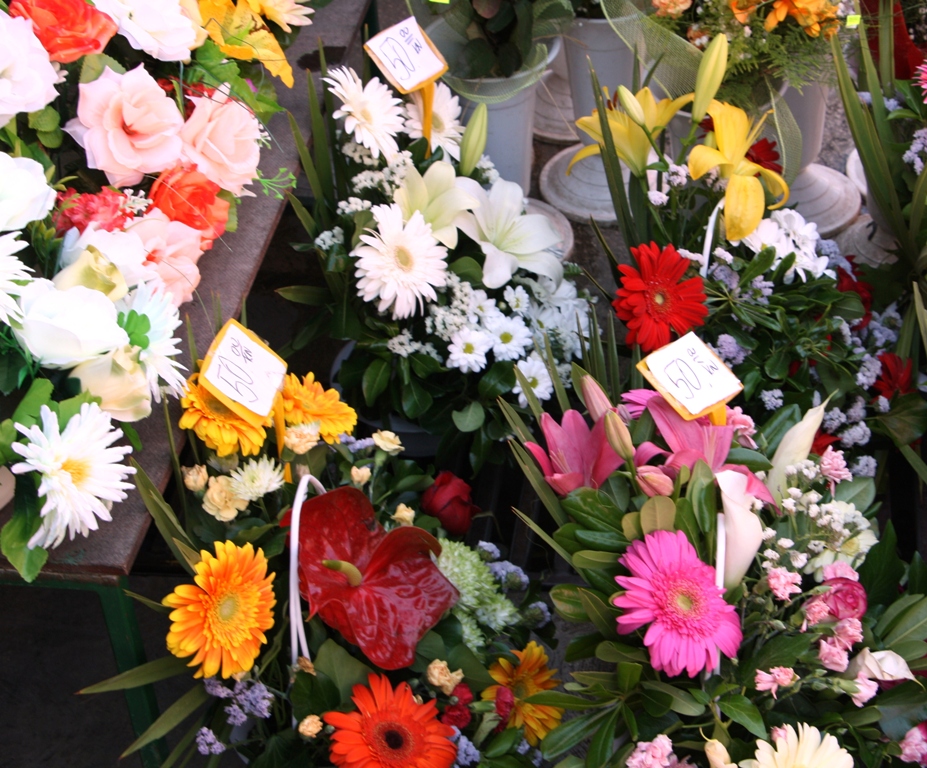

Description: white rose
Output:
[0,13,59,126]
[53,246,128,301]
[60,224,154,289]
[92,0,199,61]
[0,154,55,232]
[15,279,129,368]
[70,345,152,422]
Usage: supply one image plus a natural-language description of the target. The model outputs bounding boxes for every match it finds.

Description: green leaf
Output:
[525,691,603,710]
[478,361,516,399]
[290,670,341,720]
[640,681,706,717]
[718,694,766,738]
[484,727,524,758]
[550,583,590,623]
[561,487,623,532]
[509,442,567,526]
[276,285,331,306]
[449,256,483,285]
[362,358,390,407]
[595,641,648,665]
[571,549,620,570]
[759,405,801,454]
[0,476,47,582]
[574,528,628,552]
[909,553,927,594]
[616,662,643,694]
[724,448,773,471]
[80,53,125,83]
[859,522,906,608]
[876,681,927,740]
[124,590,171,614]
[740,634,812,685]
[578,588,620,639]
[401,379,433,420]
[314,639,373,705]
[541,707,617,759]
[12,378,54,428]
[452,402,485,433]
[686,460,716,534]
[121,685,209,757]
[673,497,702,555]
[876,392,927,446]
[131,460,196,576]
[80,656,191,693]
[884,596,927,645]
[834,476,876,511]
[447,642,495,692]
[640,495,676,534]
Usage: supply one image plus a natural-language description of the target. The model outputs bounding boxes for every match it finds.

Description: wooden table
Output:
[0,2,376,765]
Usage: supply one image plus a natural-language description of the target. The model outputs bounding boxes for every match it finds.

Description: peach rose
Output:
[180,85,261,196]
[65,65,184,187]
[125,209,203,306]
[10,0,119,64]
[149,164,230,248]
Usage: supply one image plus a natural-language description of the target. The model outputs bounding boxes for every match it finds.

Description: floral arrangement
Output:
[0,0,312,580]
[87,358,564,767]
[501,345,927,768]
[284,64,593,471]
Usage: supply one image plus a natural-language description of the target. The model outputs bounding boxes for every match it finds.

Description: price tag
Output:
[846,13,861,27]
[636,332,742,421]
[364,17,448,95]
[200,319,287,427]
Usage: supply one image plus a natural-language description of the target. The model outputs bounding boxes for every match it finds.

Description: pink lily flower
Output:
[525,410,623,496]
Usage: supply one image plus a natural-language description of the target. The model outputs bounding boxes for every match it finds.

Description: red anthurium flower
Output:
[873,352,915,400]
[811,430,841,457]
[297,487,458,670]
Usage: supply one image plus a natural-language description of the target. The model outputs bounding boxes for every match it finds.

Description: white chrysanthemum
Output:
[504,285,531,315]
[484,314,532,361]
[229,456,285,502]
[469,289,501,322]
[92,0,198,61]
[513,354,554,408]
[353,204,448,319]
[0,233,32,325]
[404,82,464,160]
[253,0,314,32]
[324,67,404,160]
[447,326,492,373]
[741,724,853,768]
[119,282,185,401]
[10,403,135,549]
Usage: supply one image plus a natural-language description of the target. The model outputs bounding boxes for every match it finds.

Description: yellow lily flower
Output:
[569,87,694,178]
[687,100,790,241]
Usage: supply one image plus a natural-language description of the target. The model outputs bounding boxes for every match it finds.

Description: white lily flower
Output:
[393,161,478,249]
[455,178,562,289]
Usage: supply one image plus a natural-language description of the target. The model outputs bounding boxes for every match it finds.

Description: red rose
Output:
[821,577,868,620]
[421,471,480,536]
[149,165,230,249]
[10,0,118,64]
[54,187,133,236]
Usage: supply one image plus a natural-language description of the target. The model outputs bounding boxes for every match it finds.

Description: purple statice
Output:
[851,456,878,477]
[856,354,882,388]
[876,396,891,413]
[846,396,867,423]
[454,733,481,767]
[760,389,784,410]
[196,727,226,755]
[203,677,233,699]
[746,276,774,305]
[476,541,500,562]
[225,703,248,726]
[715,334,748,365]
[233,680,274,719]
[524,600,552,629]
[840,421,872,448]
[488,561,529,592]
[823,407,847,434]
[710,263,739,292]
[338,434,377,452]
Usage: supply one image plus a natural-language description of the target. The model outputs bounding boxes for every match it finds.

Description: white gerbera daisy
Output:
[484,314,532,361]
[324,67,404,160]
[11,403,135,549]
[353,204,448,320]
[229,456,285,501]
[741,724,853,768]
[513,354,554,408]
[447,327,492,373]
[404,82,464,160]
[0,232,31,325]
[119,282,185,401]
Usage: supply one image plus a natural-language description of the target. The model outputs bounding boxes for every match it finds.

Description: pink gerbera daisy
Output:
[613,530,742,677]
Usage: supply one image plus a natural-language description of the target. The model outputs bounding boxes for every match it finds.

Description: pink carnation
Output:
[613,530,742,678]
[820,446,852,486]
[822,562,859,582]
[851,673,878,707]
[755,666,797,698]
[818,637,849,672]
[64,65,184,187]
[767,567,802,601]
[804,599,832,628]
[901,722,927,765]
[180,86,261,197]
[833,617,864,650]
[627,735,678,768]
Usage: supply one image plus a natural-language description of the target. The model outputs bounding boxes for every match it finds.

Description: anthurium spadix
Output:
[765,399,829,503]
[394,161,479,249]
[716,469,764,590]
[687,100,789,241]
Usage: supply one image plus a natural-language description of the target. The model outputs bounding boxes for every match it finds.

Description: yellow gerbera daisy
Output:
[481,641,563,746]
[163,541,276,679]
[179,372,268,457]
[280,372,357,443]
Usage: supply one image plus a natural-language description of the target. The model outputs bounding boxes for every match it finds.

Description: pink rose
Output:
[821,577,868,620]
[901,723,927,765]
[65,65,184,187]
[180,85,261,196]
[823,562,859,582]
[851,673,878,707]
[818,637,849,672]
[126,209,203,306]
[767,567,802,601]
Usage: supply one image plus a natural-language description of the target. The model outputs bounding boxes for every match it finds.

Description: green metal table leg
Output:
[95,578,168,768]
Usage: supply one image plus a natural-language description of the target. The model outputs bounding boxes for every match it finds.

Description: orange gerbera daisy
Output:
[481,641,563,746]
[324,673,457,768]
[179,372,268,456]
[280,372,357,443]
[162,541,276,679]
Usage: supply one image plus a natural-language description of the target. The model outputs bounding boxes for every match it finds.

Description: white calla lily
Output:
[393,161,478,249]
[455,177,562,289]
[766,399,830,503]
[716,469,764,590]
[847,649,915,682]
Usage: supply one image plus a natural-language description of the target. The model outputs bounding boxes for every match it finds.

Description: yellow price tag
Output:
[200,319,287,428]
[846,13,861,27]
[636,332,743,424]
[364,17,448,95]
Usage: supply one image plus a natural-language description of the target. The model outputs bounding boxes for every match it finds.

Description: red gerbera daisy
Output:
[613,242,708,353]
[324,674,457,768]
[873,352,915,400]
[745,137,783,175]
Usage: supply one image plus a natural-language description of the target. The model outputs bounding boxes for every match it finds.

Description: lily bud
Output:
[705,740,736,768]
[616,85,647,126]
[637,466,674,497]
[458,102,488,177]
[692,34,728,123]
[581,375,613,422]
[604,410,635,462]
[52,245,128,301]
[70,344,152,422]
[766,398,829,503]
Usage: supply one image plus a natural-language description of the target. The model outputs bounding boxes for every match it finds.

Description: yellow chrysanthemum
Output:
[179,372,268,457]
[280,372,357,443]
[163,541,276,679]
[481,641,563,746]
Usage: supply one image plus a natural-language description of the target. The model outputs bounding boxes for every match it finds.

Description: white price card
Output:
[364,17,448,94]
[200,320,287,425]
[638,332,743,419]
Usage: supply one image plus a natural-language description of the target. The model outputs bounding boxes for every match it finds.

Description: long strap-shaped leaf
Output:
[121,684,210,758]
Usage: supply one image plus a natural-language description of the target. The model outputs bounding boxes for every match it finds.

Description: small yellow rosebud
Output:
[351,465,372,487]
[297,656,316,675]
[372,430,403,455]
[391,503,415,526]
[426,659,465,695]
[458,102,488,177]
[298,714,324,739]
[604,410,635,463]
[182,465,208,493]
[692,34,728,123]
